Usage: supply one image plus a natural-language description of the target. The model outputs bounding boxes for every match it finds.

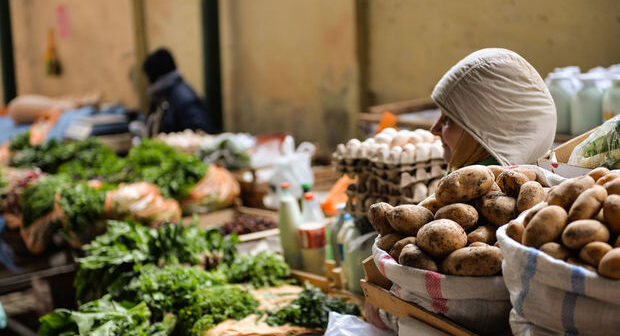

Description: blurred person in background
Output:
[140,48,215,136]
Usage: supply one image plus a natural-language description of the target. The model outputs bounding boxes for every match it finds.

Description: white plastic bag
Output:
[324,312,395,336]
[266,135,315,199]
[497,213,620,336]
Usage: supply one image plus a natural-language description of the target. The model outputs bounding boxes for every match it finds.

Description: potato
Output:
[567,258,598,273]
[434,203,478,230]
[368,202,395,235]
[506,220,524,243]
[604,195,620,235]
[418,195,443,214]
[416,219,467,258]
[596,208,605,222]
[579,241,612,267]
[436,165,495,204]
[540,242,571,261]
[543,187,551,199]
[490,183,502,192]
[488,165,506,180]
[389,237,417,260]
[605,179,620,195]
[377,233,405,252]
[567,185,607,222]
[478,191,518,226]
[561,220,610,249]
[469,242,489,247]
[497,170,530,197]
[513,167,537,181]
[517,181,545,213]
[596,172,620,186]
[467,225,496,245]
[546,176,595,210]
[398,244,438,271]
[523,204,546,227]
[523,205,568,248]
[441,245,502,276]
[386,205,434,236]
[599,248,620,279]
[588,167,610,182]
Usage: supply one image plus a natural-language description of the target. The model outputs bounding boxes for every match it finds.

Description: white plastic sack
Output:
[324,312,395,336]
[497,216,620,336]
[267,135,315,199]
[372,238,511,335]
[398,316,450,336]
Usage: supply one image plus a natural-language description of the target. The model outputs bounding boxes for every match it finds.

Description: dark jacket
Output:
[147,71,216,135]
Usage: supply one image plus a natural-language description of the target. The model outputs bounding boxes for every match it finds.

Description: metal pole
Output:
[0,0,16,104]
[202,0,222,132]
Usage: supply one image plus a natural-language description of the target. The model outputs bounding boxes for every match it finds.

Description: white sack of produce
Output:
[371,241,511,335]
[181,165,240,214]
[497,222,620,336]
[104,182,181,225]
[568,114,620,169]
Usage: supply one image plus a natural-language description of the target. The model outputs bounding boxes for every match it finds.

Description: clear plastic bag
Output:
[324,312,396,336]
[568,114,620,168]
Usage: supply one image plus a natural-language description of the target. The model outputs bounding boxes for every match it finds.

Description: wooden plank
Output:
[362,256,392,289]
[368,97,437,115]
[238,228,279,242]
[361,280,477,336]
[358,112,437,130]
[291,269,331,293]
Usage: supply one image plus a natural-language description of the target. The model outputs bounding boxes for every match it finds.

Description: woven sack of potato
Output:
[497,205,620,336]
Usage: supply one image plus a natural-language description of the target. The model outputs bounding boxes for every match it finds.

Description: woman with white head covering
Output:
[430,48,556,171]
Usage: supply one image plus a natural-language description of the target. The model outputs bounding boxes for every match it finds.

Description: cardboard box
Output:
[537,128,597,178]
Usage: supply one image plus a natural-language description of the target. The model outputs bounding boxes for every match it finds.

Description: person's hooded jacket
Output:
[431,48,556,166]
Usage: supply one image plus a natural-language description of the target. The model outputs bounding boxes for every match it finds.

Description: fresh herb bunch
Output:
[222,251,294,288]
[177,285,258,335]
[123,264,227,319]
[121,139,207,199]
[37,295,176,336]
[21,176,66,226]
[9,131,30,151]
[59,182,109,234]
[75,220,238,302]
[56,142,124,180]
[266,285,360,329]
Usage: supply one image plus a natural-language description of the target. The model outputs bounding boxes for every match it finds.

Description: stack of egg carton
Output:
[333,128,446,219]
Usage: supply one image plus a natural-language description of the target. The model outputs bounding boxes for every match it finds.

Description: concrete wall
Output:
[144,0,204,96]
[364,0,620,105]
[10,0,139,106]
[220,0,360,150]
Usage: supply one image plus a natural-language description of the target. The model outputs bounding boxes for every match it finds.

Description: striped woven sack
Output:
[372,238,511,335]
[497,224,620,336]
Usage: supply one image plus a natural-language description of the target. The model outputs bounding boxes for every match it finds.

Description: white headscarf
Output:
[431,48,556,166]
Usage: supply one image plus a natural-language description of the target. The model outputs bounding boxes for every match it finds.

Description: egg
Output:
[407,133,422,145]
[415,142,431,162]
[390,132,409,148]
[388,146,403,164]
[374,133,392,145]
[379,127,397,136]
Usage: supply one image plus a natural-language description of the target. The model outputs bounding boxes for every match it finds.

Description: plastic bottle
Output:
[344,231,378,294]
[278,182,303,270]
[298,192,327,275]
[330,204,346,266]
[336,214,355,266]
[571,74,604,135]
[547,73,573,134]
[341,224,361,293]
[603,75,620,121]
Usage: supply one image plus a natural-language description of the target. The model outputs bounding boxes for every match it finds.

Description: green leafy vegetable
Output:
[266,285,360,329]
[21,176,66,227]
[37,296,175,336]
[59,182,108,235]
[120,139,207,199]
[9,131,30,151]
[221,251,294,288]
[177,285,258,335]
[123,264,227,319]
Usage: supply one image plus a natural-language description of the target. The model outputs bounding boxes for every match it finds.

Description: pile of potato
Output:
[505,167,620,280]
[370,165,546,277]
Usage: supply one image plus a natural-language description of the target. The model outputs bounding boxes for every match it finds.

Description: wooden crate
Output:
[184,206,279,242]
[361,257,478,336]
[358,97,441,131]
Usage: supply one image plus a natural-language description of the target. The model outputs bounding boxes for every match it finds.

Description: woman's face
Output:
[430,111,464,162]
